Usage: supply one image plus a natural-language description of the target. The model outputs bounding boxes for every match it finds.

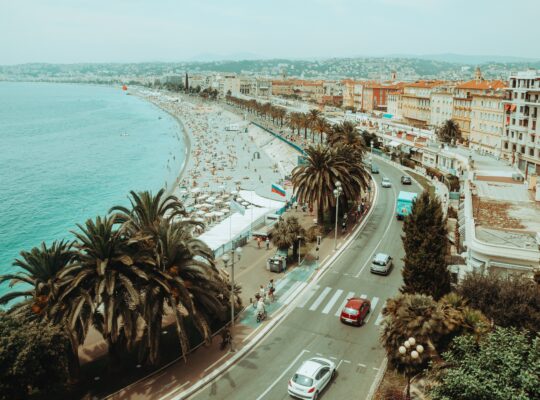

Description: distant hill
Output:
[189,52,266,62]
[391,53,540,65]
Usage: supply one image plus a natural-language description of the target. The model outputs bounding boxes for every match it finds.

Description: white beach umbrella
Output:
[206,196,216,203]
[196,210,206,216]
[220,208,229,213]
[201,203,213,209]
[241,201,249,206]
[193,204,204,209]
[205,212,215,218]
[214,211,224,217]
[194,217,204,223]
[190,187,201,194]
[231,190,238,195]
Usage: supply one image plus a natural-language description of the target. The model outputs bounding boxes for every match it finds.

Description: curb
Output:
[172,176,379,400]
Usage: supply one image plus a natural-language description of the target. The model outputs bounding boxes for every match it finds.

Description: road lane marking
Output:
[163,380,190,398]
[242,326,261,343]
[279,281,302,304]
[358,363,366,368]
[296,284,320,308]
[204,353,229,372]
[283,282,307,305]
[336,360,344,369]
[364,297,379,324]
[321,289,343,314]
[374,311,385,326]
[275,277,289,292]
[255,349,309,400]
[309,287,332,311]
[373,367,379,371]
[335,291,355,317]
[321,255,330,264]
[355,187,397,278]
[360,294,367,299]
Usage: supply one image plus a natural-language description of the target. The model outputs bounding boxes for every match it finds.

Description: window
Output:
[529,148,534,156]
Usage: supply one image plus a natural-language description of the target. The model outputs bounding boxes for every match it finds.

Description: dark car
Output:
[401,175,412,185]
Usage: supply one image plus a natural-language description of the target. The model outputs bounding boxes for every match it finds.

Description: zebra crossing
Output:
[289,285,384,325]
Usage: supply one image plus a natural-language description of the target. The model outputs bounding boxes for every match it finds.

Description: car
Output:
[371,164,380,174]
[340,297,371,326]
[370,253,393,275]
[288,357,336,399]
[381,177,392,188]
[401,175,412,185]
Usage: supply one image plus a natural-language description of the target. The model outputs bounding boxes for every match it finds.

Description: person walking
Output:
[267,279,275,302]
[257,237,261,249]
[266,238,270,250]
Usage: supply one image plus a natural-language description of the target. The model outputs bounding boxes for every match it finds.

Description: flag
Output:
[230,199,245,215]
[271,183,286,197]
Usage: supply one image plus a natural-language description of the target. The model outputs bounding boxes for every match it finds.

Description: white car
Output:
[288,357,336,399]
[381,177,392,188]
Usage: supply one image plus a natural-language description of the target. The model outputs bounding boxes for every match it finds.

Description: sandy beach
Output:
[135,89,300,233]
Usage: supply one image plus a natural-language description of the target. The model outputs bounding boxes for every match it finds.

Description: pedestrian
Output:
[361,201,366,215]
[294,201,298,211]
[259,285,266,300]
[257,237,261,249]
[266,238,270,250]
[341,220,346,233]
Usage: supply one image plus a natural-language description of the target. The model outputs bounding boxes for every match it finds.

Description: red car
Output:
[340,297,371,326]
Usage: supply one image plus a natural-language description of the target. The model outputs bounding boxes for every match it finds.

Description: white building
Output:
[501,70,540,178]
[430,90,454,128]
[470,93,505,157]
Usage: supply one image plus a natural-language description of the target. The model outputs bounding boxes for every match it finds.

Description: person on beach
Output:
[266,238,270,250]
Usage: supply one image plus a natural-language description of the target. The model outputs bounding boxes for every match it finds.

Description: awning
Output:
[510,104,517,112]
[388,141,401,147]
[382,113,393,119]
[504,104,511,111]
[490,261,532,272]
[401,145,412,153]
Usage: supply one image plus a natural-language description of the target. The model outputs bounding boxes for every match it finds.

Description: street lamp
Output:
[297,235,303,265]
[370,142,374,165]
[333,181,343,250]
[398,337,425,400]
[222,246,242,352]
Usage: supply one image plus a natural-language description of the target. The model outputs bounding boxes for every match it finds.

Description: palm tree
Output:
[307,109,322,142]
[313,117,332,144]
[0,240,75,317]
[300,113,310,140]
[436,119,462,145]
[270,216,306,258]
[292,145,362,225]
[328,121,366,155]
[59,216,147,365]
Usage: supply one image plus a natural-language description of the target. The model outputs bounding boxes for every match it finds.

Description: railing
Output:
[251,122,306,155]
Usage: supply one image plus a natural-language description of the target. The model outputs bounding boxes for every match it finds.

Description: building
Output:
[453,68,506,141]
[271,80,294,96]
[502,70,540,177]
[387,89,403,120]
[362,83,399,113]
[401,81,445,128]
[341,79,369,111]
[430,89,454,128]
[469,93,505,157]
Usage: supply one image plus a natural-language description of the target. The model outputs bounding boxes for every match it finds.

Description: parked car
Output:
[370,253,393,275]
[340,297,371,326]
[381,177,392,188]
[371,164,380,174]
[401,175,412,185]
[288,357,336,399]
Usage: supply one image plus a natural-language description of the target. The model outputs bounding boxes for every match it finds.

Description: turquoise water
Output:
[0,82,186,297]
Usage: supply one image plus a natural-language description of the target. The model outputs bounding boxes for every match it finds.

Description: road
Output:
[188,161,421,400]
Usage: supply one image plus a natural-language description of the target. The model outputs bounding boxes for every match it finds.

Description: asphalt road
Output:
[188,160,421,400]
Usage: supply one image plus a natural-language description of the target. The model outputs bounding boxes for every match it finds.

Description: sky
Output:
[0,0,538,64]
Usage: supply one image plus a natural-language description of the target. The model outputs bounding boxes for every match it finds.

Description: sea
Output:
[0,82,186,298]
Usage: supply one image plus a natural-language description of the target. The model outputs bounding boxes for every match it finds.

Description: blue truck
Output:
[396,191,418,220]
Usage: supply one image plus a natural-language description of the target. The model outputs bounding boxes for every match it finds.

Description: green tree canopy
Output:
[401,191,451,300]
[436,119,462,144]
[0,313,71,399]
[430,327,540,400]
[456,272,540,333]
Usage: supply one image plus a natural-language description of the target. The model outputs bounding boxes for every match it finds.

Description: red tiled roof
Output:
[456,79,506,90]
[405,80,446,88]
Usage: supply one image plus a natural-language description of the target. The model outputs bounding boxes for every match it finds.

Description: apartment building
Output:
[271,80,294,96]
[387,89,403,120]
[362,83,400,113]
[341,79,369,111]
[430,90,454,127]
[453,68,505,141]
[502,70,540,177]
[401,81,444,127]
[469,93,505,157]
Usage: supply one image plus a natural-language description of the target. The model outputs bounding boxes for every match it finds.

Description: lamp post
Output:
[333,181,343,250]
[370,142,374,165]
[398,337,425,400]
[222,246,242,352]
[297,235,302,265]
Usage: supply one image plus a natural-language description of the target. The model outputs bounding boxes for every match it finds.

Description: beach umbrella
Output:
[194,217,204,223]
[193,204,204,209]
[205,212,215,218]
[206,196,216,203]
[190,187,201,194]
[214,211,224,217]
[220,208,229,213]
[241,201,249,206]
[201,203,213,209]
[196,210,206,216]
[231,190,238,195]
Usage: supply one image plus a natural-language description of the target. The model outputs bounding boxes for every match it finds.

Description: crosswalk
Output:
[291,285,384,325]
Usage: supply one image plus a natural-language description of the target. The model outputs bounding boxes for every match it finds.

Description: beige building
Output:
[341,79,369,111]
[387,90,403,120]
[401,81,444,127]
[470,93,505,157]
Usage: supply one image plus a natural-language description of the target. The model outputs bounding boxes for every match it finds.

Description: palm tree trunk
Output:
[317,199,324,225]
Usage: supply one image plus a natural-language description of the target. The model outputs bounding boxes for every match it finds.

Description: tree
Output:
[436,119,461,145]
[0,240,75,316]
[401,191,451,300]
[0,313,71,399]
[312,117,331,144]
[292,145,367,225]
[307,109,321,142]
[328,121,366,156]
[270,216,306,258]
[430,327,540,400]
[456,272,540,332]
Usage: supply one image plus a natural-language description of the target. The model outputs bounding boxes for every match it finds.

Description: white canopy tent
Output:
[239,190,286,210]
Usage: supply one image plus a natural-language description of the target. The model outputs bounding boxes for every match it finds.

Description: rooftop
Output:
[456,79,506,91]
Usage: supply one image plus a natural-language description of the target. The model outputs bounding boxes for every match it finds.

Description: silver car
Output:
[381,177,392,188]
[370,253,393,275]
[288,357,336,399]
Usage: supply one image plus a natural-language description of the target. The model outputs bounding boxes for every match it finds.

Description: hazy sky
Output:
[0,0,538,64]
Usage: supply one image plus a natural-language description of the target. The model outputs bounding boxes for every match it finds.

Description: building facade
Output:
[430,90,454,128]
[470,93,505,157]
[502,70,540,177]
[401,81,444,127]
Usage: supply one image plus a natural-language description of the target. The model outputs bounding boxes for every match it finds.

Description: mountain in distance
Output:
[387,53,540,65]
[189,52,267,62]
